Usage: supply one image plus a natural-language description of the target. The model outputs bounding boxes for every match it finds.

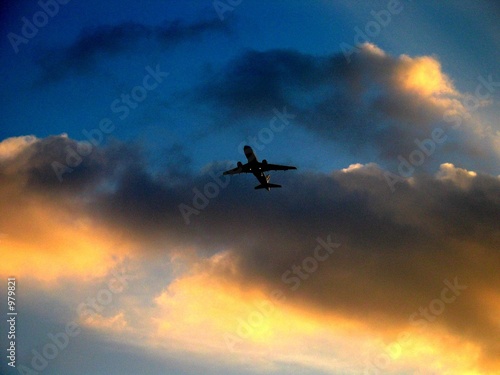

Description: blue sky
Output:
[1,1,499,375]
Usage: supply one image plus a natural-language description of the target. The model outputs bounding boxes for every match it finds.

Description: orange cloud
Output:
[0,135,37,160]
[81,312,129,332]
[391,54,470,119]
[0,208,132,284]
[396,55,457,97]
[147,252,368,371]
[0,135,136,283]
[138,251,493,374]
[0,185,133,283]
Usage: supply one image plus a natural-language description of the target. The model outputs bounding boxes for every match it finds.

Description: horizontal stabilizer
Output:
[255,183,282,190]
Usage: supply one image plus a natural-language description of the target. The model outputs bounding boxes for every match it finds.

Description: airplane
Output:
[223,145,296,191]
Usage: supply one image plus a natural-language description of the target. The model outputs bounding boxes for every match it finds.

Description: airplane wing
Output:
[260,163,297,172]
[222,163,251,175]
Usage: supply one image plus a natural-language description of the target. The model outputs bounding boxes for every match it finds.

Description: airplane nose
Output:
[243,145,256,161]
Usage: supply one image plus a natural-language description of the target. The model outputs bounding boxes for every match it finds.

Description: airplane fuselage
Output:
[243,146,272,190]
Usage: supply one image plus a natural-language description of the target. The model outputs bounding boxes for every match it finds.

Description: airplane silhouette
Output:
[223,145,296,190]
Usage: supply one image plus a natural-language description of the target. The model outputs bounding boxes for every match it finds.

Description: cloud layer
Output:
[196,44,498,169]
[1,133,498,373]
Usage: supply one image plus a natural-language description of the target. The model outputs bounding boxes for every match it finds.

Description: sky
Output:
[0,1,499,374]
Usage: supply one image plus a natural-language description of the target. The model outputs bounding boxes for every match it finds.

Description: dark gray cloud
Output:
[35,18,231,83]
[2,135,499,366]
[195,46,498,167]
[0,135,138,194]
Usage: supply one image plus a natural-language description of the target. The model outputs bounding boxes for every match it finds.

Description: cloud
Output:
[0,134,37,159]
[395,54,457,97]
[196,43,498,167]
[0,135,137,282]
[36,17,231,83]
[143,251,492,374]
[436,162,479,189]
[2,134,499,373]
[148,251,374,372]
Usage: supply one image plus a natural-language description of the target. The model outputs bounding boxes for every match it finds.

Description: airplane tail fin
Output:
[255,183,281,190]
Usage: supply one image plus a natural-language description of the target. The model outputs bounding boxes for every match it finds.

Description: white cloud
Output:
[436,162,478,189]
